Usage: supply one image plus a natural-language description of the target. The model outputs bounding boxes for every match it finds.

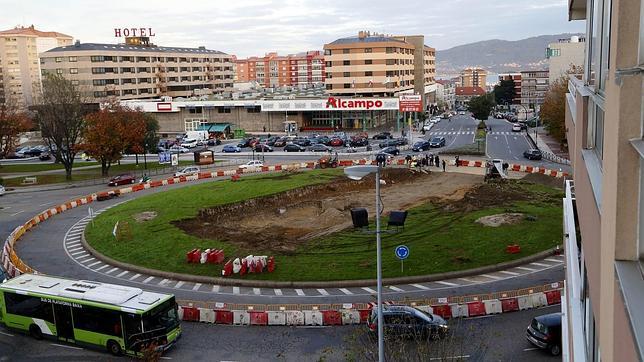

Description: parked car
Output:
[372,132,392,140]
[0,185,5,196]
[315,136,331,145]
[265,136,280,146]
[412,140,431,152]
[38,152,52,161]
[254,143,274,152]
[458,111,466,115]
[206,139,221,146]
[238,160,264,170]
[422,123,433,131]
[222,144,241,153]
[367,305,448,339]
[284,143,306,152]
[180,138,198,148]
[328,137,344,147]
[169,145,190,153]
[379,146,400,156]
[293,137,311,147]
[237,138,258,148]
[429,117,441,124]
[108,174,136,186]
[523,148,543,160]
[378,139,398,148]
[428,136,446,148]
[349,137,369,147]
[512,123,522,132]
[309,144,333,152]
[273,137,289,147]
[174,166,200,177]
[526,313,562,356]
[393,138,408,146]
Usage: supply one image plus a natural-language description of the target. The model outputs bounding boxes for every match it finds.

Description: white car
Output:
[238,160,264,170]
[0,185,5,196]
[459,111,466,115]
[173,166,200,177]
[512,123,522,132]
[180,138,198,148]
[422,124,433,131]
[169,145,190,153]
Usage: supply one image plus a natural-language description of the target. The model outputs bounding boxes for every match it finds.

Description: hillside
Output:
[436,33,584,77]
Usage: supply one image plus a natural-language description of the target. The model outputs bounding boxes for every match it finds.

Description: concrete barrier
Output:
[286,311,305,325]
[233,310,250,325]
[450,304,469,318]
[304,310,323,326]
[483,300,502,314]
[341,310,361,325]
[199,308,216,323]
[267,311,286,325]
[530,292,548,308]
[518,295,534,310]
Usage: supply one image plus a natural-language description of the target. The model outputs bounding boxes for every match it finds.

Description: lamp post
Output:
[344,163,384,362]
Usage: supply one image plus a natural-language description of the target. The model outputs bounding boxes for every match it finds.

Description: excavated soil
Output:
[174,169,533,254]
[475,213,525,227]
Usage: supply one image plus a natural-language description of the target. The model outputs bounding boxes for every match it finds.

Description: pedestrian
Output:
[425,154,429,165]
[263,126,266,133]
[435,155,440,168]
[429,153,434,166]
[442,160,446,172]
[455,155,460,167]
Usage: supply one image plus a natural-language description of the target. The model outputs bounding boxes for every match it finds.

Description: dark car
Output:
[379,139,399,148]
[206,139,221,146]
[254,143,273,152]
[380,146,400,156]
[367,305,448,340]
[523,148,543,160]
[309,144,333,152]
[293,137,311,147]
[222,144,241,153]
[21,147,44,157]
[265,136,280,146]
[329,137,344,147]
[393,138,408,146]
[526,313,562,356]
[237,138,258,148]
[273,137,289,147]
[428,136,446,148]
[315,136,331,145]
[284,143,306,152]
[372,132,393,140]
[349,137,369,147]
[38,152,52,161]
[412,140,431,151]
[108,174,135,186]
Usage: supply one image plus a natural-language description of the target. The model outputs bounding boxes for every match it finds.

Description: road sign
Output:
[171,153,178,166]
[399,94,422,112]
[158,152,171,164]
[395,245,410,260]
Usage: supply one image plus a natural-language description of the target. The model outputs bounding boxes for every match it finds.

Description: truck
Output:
[184,130,209,142]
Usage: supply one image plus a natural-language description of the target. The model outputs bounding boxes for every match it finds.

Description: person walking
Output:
[435,155,440,168]
[455,155,460,167]
[442,160,446,172]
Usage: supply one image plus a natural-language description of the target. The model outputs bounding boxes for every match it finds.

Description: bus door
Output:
[54,304,74,341]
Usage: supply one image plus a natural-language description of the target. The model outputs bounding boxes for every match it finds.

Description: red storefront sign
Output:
[326,97,383,110]
[156,102,172,111]
[399,94,422,112]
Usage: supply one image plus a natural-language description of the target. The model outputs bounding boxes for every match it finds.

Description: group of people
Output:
[405,153,447,171]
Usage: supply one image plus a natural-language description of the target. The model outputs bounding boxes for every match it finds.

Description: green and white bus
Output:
[0,274,181,356]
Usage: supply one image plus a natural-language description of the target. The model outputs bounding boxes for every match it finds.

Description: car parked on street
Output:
[174,166,200,177]
[273,137,289,147]
[367,305,448,340]
[329,137,345,147]
[379,146,400,156]
[309,144,333,152]
[38,152,52,161]
[169,145,190,153]
[526,313,562,356]
[206,139,221,146]
[180,138,199,148]
[0,185,5,196]
[222,144,241,153]
[523,148,543,160]
[512,123,522,132]
[393,138,408,146]
[379,139,398,148]
[108,174,136,186]
[372,132,392,140]
[349,137,369,147]
[284,143,306,152]
[238,160,264,170]
[429,136,446,148]
[412,140,431,151]
[253,143,274,152]
[293,137,311,147]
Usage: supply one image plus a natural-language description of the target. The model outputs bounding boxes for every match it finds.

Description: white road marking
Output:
[274,289,282,296]
[86,261,102,267]
[516,266,537,272]
[317,289,329,296]
[253,288,261,295]
[70,250,87,256]
[523,348,539,351]
[115,270,128,278]
[158,279,170,286]
[388,286,404,292]
[411,284,430,290]
[545,258,562,263]
[531,262,550,267]
[106,267,119,274]
[10,210,24,216]
[192,283,202,291]
[435,281,460,287]
[361,287,377,294]
[458,278,476,283]
[211,285,220,293]
[0,331,14,337]
[94,264,110,272]
[129,273,141,280]
[39,202,52,207]
[233,287,240,295]
[78,256,94,262]
[142,276,155,284]
[174,281,185,289]
[66,235,81,241]
[429,355,470,360]
[51,343,83,350]
[498,270,520,276]
[339,288,354,295]
[295,289,305,296]
[66,246,83,252]
[66,241,80,247]
[480,274,501,280]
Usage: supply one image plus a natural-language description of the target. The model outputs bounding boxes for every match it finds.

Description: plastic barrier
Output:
[530,292,548,308]
[450,304,469,318]
[186,249,200,263]
[267,311,286,325]
[199,308,216,323]
[216,310,233,325]
[233,310,250,325]
[267,256,275,272]
[506,244,521,254]
[322,310,342,326]
[341,310,361,325]
[177,306,184,320]
[249,311,268,326]
[483,300,502,315]
[181,306,200,321]
[286,311,305,325]
[501,298,519,312]
[358,309,371,323]
[431,304,452,319]
[304,310,323,326]
[221,260,233,276]
[467,301,486,317]
[545,290,561,305]
[517,295,534,310]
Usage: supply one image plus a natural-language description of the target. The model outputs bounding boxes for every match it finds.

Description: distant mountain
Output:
[436,33,584,78]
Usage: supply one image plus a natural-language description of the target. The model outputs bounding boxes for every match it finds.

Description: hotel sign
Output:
[114,28,156,37]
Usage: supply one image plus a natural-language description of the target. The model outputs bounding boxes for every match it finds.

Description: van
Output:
[184,131,209,142]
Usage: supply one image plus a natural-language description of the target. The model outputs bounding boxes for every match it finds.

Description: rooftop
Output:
[327,35,408,45]
[455,86,487,96]
[45,42,228,55]
[0,25,72,39]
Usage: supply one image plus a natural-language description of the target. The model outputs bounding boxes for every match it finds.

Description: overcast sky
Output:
[1,0,584,57]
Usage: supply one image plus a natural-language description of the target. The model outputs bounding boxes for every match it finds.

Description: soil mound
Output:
[522,172,567,189]
[476,213,524,227]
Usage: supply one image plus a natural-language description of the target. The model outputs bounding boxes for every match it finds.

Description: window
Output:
[365,71,373,77]
[343,49,350,54]
[343,60,350,66]
[4,292,54,323]
[91,56,104,62]
[94,91,107,97]
[343,83,351,89]
[217,107,231,113]
[73,306,122,337]
[247,106,261,113]
[325,61,332,67]
[343,72,350,77]
[188,107,203,114]
[587,102,605,164]
[69,68,78,74]
[386,59,396,65]
[365,59,372,65]
[71,80,80,86]
[92,67,105,74]
[364,48,372,53]
[324,49,331,55]
[326,84,332,90]
[55,57,63,63]
[56,69,63,74]
[386,47,395,54]
[69,56,77,62]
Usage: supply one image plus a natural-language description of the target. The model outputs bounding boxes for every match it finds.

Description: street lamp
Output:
[344,160,385,362]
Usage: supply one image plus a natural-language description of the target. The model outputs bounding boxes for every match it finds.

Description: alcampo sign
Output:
[326,97,383,110]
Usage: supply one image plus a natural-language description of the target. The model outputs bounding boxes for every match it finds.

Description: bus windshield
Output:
[142,297,179,332]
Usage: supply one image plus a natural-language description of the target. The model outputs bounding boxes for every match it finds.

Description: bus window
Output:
[73,306,122,337]
[142,298,179,332]
[123,312,142,345]
[4,292,54,323]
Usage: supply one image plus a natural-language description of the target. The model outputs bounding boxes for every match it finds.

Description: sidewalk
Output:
[534,129,569,160]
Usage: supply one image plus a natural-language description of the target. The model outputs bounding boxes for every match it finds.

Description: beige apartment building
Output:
[0,25,72,109]
[547,36,585,83]
[520,69,549,109]
[459,67,487,88]
[323,31,435,108]
[563,0,643,361]
[40,40,234,102]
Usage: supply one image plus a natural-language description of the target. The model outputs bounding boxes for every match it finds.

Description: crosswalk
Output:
[427,131,475,136]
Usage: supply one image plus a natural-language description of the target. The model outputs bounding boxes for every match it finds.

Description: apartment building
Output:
[235,51,325,88]
[0,25,73,108]
[323,31,435,106]
[40,40,234,102]
[435,79,455,110]
[520,70,549,109]
[563,0,643,361]
[547,35,585,83]
[497,73,522,104]
[459,67,487,88]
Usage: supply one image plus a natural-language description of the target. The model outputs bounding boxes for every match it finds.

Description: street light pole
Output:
[374,165,384,362]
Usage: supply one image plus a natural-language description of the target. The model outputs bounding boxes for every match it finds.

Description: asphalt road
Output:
[0,305,562,361]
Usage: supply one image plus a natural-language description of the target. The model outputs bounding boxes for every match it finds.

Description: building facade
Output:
[435,79,455,110]
[40,40,234,102]
[547,36,585,83]
[459,67,487,88]
[520,70,549,109]
[497,73,522,104]
[323,31,436,107]
[235,51,325,88]
[0,25,73,108]
[563,0,643,361]
[455,86,485,108]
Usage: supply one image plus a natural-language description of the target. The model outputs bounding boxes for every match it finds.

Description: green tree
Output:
[493,79,515,106]
[467,93,495,123]
[141,113,160,169]
[540,75,568,145]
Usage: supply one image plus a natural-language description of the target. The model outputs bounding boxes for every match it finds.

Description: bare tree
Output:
[35,74,87,180]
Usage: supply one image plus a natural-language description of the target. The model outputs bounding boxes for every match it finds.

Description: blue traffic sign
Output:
[395,245,410,260]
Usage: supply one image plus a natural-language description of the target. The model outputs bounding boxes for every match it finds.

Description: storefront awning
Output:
[198,123,232,132]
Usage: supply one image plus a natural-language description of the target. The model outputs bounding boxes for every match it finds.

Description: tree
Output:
[467,93,495,123]
[493,79,515,106]
[83,104,146,176]
[35,74,87,180]
[540,75,568,145]
[0,103,31,160]
[140,113,160,169]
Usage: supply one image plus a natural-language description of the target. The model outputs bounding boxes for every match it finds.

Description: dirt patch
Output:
[522,172,566,189]
[441,182,530,213]
[476,213,524,227]
[133,211,157,223]
[173,169,482,253]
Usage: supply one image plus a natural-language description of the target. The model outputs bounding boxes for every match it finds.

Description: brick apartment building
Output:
[235,51,325,88]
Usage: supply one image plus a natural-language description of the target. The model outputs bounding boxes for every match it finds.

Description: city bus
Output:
[0,274,181,356]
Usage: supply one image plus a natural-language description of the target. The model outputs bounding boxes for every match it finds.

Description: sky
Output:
[1,0,585,57]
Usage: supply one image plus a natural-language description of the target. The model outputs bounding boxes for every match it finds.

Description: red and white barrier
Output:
[199,308,216,323]
[304,310,323,326]
[267,311,286,325]
[286,311,305,325]
[233,310,250,325]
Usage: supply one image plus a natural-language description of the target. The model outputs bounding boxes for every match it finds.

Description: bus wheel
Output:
[29,324,43,340]
[107,340,122,356]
